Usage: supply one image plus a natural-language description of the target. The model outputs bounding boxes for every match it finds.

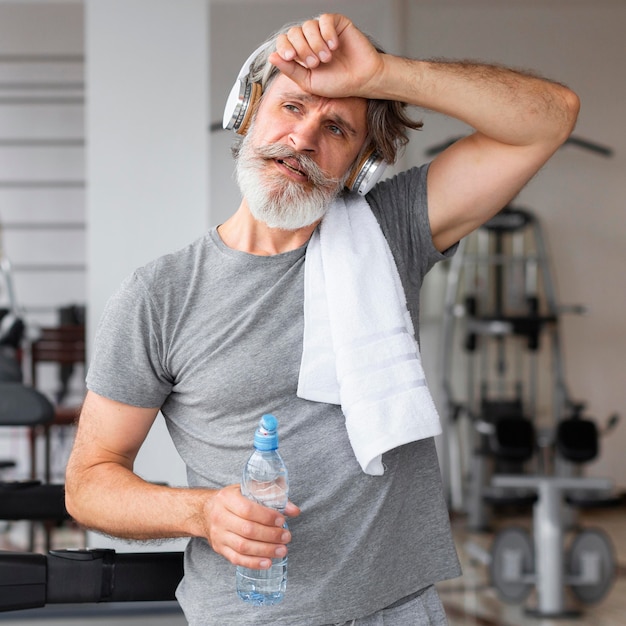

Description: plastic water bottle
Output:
[236,414,289,606]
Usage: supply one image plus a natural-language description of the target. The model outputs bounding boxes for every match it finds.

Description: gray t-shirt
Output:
[87,164,461,625]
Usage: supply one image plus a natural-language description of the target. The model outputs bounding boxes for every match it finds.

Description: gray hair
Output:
[232,22,423,165]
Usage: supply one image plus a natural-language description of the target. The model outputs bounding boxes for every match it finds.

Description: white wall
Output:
[86,0,210,333]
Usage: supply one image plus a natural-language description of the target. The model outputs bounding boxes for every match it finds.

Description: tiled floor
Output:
[439,505,626,625]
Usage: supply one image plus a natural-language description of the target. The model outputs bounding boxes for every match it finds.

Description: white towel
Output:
[297,194,442,475]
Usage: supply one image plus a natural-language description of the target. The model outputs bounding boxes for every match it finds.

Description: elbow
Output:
[564,87,581,130]
[558,87,581,143]
[64,476,79,522]
[64,466,86,525]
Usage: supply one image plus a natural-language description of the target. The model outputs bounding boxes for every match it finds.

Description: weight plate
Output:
[490,526,534,603]
[567,528,616,604]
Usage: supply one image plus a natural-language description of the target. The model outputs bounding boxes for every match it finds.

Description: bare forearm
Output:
[375,54,580,147]
[65,462,210,541]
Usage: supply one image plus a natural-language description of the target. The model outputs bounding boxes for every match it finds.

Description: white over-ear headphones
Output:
[222,43,269,137]
[222,42,387,195]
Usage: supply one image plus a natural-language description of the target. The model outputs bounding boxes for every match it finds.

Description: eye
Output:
[283,103,300,114]
[327,124,344,137]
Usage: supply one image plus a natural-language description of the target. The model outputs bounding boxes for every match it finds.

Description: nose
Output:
[288,118,319,153]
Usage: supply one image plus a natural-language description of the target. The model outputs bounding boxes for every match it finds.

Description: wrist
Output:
[179,487,218,539]
[366,54,424,104]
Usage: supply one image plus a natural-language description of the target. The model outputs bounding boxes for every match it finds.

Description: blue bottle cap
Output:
[253,413,279,451]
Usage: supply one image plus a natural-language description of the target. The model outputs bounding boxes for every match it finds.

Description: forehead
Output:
[262,74,368,135]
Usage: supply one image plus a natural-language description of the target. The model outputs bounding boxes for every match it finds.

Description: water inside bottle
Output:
[236,556,287,606]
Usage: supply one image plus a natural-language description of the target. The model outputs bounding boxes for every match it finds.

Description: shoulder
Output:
[104,232,216,321]
[117,231,215,306]
[136,231,214,284]
[366,163,429,207]
[364,164,431,246]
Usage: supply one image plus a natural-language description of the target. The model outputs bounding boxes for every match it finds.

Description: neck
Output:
[217,200,319,256]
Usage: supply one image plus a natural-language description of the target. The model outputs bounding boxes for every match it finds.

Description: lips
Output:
[277,157,307,178]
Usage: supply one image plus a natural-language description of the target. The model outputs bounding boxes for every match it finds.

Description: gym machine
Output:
[0,546,183,613]
[435,134,616,528]
[436,137,621,615]
[0,482,183,612]
[489,474,616,617]
[488,404,619,616]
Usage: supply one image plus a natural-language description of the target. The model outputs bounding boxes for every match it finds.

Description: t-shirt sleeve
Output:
[86,270,174,408]
[366,162,457,294]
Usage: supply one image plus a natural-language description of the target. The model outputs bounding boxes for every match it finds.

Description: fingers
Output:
[222,517,291,570]
[204,485,296,570]
[268,13,376,98]
[284,500,302,518]
[317,13,340,51]
[274,14,345,69]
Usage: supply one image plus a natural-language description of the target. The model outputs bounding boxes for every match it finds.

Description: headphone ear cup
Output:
[222,80,262,135]
[345,149,388,196]
[222,41,272,135]
[236,81,262,136]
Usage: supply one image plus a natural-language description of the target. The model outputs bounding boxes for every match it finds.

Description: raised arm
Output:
[270,13,580,251]
[395,58,579,251]
[65,390,298,569]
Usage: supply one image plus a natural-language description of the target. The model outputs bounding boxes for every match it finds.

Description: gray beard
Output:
[235,133,346,231]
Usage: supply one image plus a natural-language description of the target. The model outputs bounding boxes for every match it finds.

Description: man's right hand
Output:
[202,484,300,569]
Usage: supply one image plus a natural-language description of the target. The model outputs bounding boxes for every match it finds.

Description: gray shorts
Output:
[331,585,448,626]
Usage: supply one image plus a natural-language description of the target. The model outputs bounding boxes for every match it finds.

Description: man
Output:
[65,13,579,626]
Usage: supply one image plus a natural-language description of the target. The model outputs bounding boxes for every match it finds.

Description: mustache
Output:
[252,143,345,189]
